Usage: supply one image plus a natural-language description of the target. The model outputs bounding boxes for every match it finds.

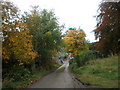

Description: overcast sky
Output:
[10,0,102,42]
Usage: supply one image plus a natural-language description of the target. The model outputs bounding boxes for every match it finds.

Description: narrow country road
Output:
[27,60,86,88]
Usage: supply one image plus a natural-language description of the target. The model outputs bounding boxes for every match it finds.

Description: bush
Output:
[2,77,13,88]
[5,65,31,82]
[74,50,99,67]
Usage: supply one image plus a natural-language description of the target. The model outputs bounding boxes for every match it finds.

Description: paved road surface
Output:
[28,60,86,88]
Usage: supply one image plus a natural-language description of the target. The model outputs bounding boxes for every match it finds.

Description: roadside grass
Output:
[3,69,48,88]
[3,62,63,88]
[70,56,119,88]
[53,63,63,69]
[57,67,65,73]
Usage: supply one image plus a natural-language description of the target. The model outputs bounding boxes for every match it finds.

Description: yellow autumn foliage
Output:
[2,22,37,64]
[64,29,88,56]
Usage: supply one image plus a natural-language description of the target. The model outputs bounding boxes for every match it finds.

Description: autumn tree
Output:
[64,28,88,56]
[94,1,120,56]
[2,1,37,67]
[24,7,64,69]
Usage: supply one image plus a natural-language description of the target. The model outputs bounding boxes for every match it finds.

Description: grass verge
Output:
[57,67,65,73]
[3,63,62,88]
[3,69,49,88]
[69,56,119,88]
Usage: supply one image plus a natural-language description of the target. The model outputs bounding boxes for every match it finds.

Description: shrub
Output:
[2,77,13,88]
[4,65,31,82]
[74,50,99,67]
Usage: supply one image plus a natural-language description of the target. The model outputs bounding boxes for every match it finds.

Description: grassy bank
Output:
[3,63,62,88]
[69,56,119,88]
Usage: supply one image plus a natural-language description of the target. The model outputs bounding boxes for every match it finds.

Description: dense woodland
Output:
[1,0,120,88]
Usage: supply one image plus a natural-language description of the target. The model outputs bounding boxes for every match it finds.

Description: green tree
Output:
[25,7,64,69]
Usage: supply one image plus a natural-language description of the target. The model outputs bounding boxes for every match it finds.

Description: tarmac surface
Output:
[28,60,86,88]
